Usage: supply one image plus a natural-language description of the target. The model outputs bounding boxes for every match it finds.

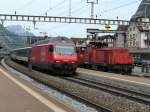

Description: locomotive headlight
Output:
[55,60,60,63]
[71,61,75,64]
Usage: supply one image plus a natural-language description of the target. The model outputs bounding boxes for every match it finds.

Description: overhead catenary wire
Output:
[42,0,86,16]
[40,1,86,32]
[59,0,141,18]
[71,3,87,14]
[38,0,139,36]
[10,0,142,38]
[43,0,67,15]
[55,0,88,17]
[71,5,89,17]
[43,0,142,36]
[41,1,88,31]
[15,0,38,11]
[100,0,141,14]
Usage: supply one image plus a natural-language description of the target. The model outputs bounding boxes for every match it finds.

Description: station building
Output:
[127,22,150,49]
[116,0,150,49]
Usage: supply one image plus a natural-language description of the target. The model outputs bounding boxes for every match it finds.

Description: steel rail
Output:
[3,58,112,112]
[65,76,150,105]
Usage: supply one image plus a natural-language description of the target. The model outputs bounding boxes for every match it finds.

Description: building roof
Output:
[131,0,150,21]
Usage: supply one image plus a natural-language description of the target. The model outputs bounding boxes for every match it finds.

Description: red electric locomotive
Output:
[30,37,77,74]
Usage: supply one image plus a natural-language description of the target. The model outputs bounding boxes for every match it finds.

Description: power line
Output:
[44,0,67,14]
[71,5,88,17]
[13,0,42,30]
[55,0,85,16]
[15,0,38,11]
[100,0,141,14]
[43,0,87,16]
[71,4,87,14]
[51,0,67,9]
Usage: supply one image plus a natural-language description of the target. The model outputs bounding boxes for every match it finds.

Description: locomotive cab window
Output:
[54,45,76,55]
[49,45,54,52]
[76,49,79,53]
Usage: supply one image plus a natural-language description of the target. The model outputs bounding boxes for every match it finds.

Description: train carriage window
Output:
[49,45,53,52]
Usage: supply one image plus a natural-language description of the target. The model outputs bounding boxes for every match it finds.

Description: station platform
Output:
[133,66,150,77]
[77,68,150,87]
[0,67,76,112]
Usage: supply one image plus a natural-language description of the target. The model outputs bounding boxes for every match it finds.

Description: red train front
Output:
[30,37,77,74]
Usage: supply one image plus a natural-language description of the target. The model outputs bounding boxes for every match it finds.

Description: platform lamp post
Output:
[87,0,98,19]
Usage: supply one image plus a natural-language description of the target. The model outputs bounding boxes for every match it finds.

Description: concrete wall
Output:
[115,34,126,48]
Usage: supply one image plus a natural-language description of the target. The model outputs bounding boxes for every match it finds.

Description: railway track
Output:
[2,58,112,112]
[79,67,150,77]
[64,76,150,105]
[3,58,150,112]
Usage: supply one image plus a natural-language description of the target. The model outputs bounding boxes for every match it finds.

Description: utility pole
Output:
[87,0,98,19]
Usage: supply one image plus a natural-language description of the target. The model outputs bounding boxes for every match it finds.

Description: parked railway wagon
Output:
[77,47,133,74]
[11,37,78,75]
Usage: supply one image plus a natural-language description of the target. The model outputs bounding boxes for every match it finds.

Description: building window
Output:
[129,34,136,47]
[144,24,147,27]
[133,34,136,47]
[129,34,132,47]
[130,27,132,31]
[145,33,148,38]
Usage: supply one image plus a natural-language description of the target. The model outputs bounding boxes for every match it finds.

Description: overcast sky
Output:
[0,0,142,37]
